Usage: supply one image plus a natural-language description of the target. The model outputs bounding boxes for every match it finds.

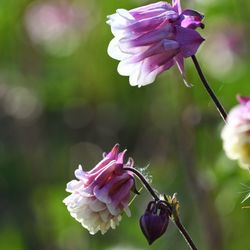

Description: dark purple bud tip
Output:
[139,201,170,245]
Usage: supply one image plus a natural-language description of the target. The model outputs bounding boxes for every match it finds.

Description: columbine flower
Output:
[107,0,204,87]
[63,144,135,234]
[140,200,170,245]
[221,96,250,169]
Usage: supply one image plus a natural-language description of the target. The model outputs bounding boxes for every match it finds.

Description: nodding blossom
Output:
[221,96,250,169]
[107,0,204,87]
[63,144,135,234]
[140,201,170,245]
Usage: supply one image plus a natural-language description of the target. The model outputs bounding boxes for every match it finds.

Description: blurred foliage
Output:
[0,0,250,249]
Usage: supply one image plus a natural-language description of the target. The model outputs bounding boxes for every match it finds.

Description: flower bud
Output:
[139,201,170,245]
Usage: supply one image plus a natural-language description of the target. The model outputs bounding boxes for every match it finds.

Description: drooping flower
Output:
[221,96,250,169]
[63,144,135,234]
[107,0,204,87]
[140,200,170,245]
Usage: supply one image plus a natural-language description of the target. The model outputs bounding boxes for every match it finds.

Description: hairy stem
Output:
[123,167,159,201]
[191,55,227,123]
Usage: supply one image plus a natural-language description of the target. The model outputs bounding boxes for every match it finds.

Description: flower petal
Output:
[180,9,204,29]
[175,26,204,57]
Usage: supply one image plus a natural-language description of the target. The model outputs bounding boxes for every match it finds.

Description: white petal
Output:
[107,10,135,38]
[108,38,130,60]
[66,180,82,192]
[118,60,141,76]
[107,203,121,216]
[89,199,106,212]
[107,10,133,28]
[63,194,74,204]
[116,9,135,21]
[99,209,111,223]
[74,165,86,180]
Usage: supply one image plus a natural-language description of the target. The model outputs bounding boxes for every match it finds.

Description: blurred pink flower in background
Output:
[200,22,246,79]
[0,81,43,123]
[107,0,204,87]
[24,0,95,56]
[221,96,250,169]
[63,144,135,234]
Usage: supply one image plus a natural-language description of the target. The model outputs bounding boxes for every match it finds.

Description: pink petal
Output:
[237,96,250,106]
[93,173,131,204]
[121,24,174,47]
[175,26,204,57]
[180,9,204,29]
[174,53,184,76]
[130,2,172,20]
[105,143,120,160]
[126,12,171,34]
[172,0,182,14]
[128,39,179,64]
[126,52,176,86]
[83,161,118,193]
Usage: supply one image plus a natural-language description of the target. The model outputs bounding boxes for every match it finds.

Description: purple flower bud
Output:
[140,201,170,245]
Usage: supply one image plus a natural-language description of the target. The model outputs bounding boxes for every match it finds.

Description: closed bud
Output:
[139,200,170,245]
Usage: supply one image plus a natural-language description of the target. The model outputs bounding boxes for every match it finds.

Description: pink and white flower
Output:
[107,1,204,87]
[221,96,250,169]
[63,144,135,234]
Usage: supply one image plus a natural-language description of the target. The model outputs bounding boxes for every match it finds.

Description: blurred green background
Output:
[0,0,250,249]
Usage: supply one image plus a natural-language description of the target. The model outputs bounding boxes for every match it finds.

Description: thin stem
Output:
[124,167,198,250]
[123,167,159,201]
[173,217,198,250]
[162,198,198,250]
[191,55,227,123]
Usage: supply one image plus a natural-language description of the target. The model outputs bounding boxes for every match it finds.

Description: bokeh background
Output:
[0,0,250,249]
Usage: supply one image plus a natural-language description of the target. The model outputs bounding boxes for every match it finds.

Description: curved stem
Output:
[124,167,198,250]
[191,55,227,123]
[123,167,159,201]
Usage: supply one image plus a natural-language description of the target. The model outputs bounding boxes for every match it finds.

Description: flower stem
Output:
[123,167,159,201]
[124,167,198,250]
[191,55,227,123]
[172,215,198,250]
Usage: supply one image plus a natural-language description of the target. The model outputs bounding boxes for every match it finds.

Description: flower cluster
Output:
[221,96,250,169]
[63,0,240,247]
[63,144,135,234]
[107,0,204,87]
